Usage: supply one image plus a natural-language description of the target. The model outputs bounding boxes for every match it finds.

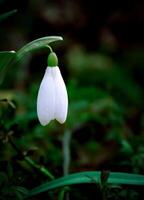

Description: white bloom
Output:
[37,66,68,126]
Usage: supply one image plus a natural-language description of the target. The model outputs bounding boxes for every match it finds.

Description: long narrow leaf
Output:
[0,10,17,22]
[16,36,63,61]
[0,51,16,84]
[28,171,144,197]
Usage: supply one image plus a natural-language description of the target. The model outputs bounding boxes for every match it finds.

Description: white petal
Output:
[52,67,68,123]
[37,67,55,125]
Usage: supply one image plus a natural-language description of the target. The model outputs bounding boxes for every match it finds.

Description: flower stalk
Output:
[9,136,54,180]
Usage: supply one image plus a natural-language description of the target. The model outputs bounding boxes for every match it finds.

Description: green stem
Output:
[46,45,53,53]
[62,129,71,176]
[24,157,54,180]
[9,137,54,180]
[58,187,69,200]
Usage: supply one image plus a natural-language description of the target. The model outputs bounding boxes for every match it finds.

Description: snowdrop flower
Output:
[37,52,68,126]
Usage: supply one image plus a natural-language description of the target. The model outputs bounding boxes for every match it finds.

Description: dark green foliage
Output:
[0,0,144,199]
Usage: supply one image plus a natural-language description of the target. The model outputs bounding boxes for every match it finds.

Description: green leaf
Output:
[0,36,62,84]
[28,171,144,197]
[0,10,17,22]
[0,51,16,84]
[0,51,16,71]
[16,36,63,61]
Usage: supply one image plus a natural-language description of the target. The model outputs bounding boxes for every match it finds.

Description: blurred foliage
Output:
[0,0,144,199]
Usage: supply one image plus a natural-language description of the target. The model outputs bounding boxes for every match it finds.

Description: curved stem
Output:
[46,45,53,53]
[24,157,54,180]
[9,136,54,180]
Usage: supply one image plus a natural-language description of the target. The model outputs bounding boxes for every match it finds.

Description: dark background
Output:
[0,0,144,199]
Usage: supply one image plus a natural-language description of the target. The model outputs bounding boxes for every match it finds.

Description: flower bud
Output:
[47,52,58,67]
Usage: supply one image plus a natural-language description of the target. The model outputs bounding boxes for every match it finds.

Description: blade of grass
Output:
[0,36,62,84]
[27,171,144,197]
[0,51,16,71]
[16,36,63,61]
[0,51,16,84]
[0,9,17,22]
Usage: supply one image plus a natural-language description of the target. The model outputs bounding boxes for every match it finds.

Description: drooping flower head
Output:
[37,51,68,126]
